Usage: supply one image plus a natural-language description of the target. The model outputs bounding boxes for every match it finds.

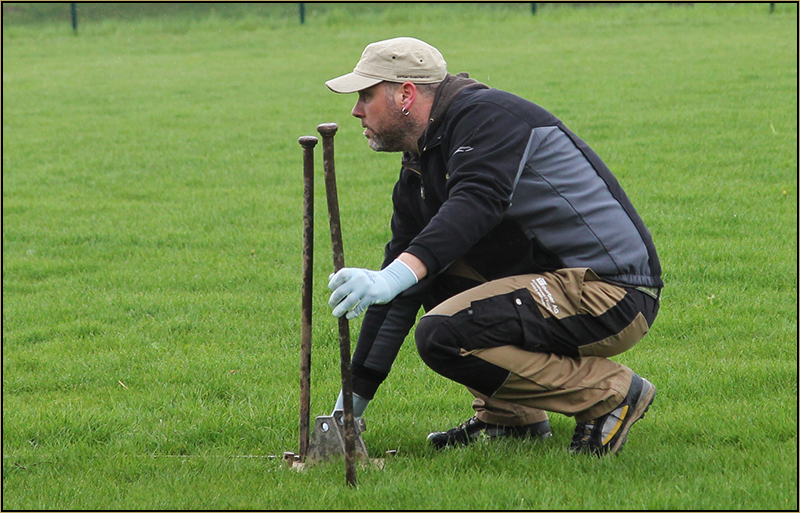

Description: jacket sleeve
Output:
[350,171,425,400]
[404,101,533,277]
[351,295,422,400]
[383,171,424,265]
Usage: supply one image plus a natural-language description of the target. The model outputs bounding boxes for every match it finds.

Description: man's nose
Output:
[351,100,364,118]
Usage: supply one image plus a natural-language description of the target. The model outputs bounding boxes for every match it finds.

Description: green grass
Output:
[3,2,798,510]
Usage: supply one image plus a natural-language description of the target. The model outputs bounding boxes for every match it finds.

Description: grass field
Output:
[2,2,798,510]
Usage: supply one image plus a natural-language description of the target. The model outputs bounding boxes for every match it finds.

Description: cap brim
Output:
[325,72,383,94]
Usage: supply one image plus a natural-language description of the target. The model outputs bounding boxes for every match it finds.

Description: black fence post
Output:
[70,3,78,33]
[300,2,305,24]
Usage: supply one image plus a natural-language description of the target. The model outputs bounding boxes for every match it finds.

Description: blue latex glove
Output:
[328,259,418,320]
[332,390,371,418]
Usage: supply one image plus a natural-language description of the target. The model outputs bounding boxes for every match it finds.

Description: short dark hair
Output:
[415,82,440,98]
[383,81,440,98]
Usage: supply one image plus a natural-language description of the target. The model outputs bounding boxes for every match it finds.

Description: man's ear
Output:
[399,81,418,109]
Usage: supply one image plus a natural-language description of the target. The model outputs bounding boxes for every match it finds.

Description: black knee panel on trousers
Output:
[415,314,510,397]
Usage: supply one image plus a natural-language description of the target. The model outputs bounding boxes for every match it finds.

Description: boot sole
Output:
[428,423,552,449]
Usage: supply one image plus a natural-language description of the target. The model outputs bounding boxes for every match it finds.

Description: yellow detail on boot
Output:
[602,405,629,445]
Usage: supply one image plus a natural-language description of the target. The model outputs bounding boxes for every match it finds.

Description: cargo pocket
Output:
[445,289,529,352]
[470,292,519,326]
[463,289,548,353]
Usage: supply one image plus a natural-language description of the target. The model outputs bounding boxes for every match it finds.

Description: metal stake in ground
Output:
[317,122,357,488]
[298,135,318,463]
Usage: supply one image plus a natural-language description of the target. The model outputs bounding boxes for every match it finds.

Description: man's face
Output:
[351,83,413,153]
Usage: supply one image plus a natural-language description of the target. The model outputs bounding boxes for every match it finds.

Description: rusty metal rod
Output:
[317,122,357,488]
[298,135,318,463]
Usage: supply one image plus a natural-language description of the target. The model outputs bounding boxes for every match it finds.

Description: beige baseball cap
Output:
[325,37,447,94]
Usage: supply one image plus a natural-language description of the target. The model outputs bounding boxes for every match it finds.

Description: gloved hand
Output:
[331,390,371,418]
[328,259,418,320]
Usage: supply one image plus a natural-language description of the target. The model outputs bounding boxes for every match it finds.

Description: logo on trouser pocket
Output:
[530,277,560,315]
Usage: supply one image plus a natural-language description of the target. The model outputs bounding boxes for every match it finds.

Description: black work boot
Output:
[570,373,656,456]
[427,416,552,449]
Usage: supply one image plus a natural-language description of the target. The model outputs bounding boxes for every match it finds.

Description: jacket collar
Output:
[401,72,489,174]
[421,72,488,149]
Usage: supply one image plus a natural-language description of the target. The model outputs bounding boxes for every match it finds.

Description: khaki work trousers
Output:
[415,268,658,424]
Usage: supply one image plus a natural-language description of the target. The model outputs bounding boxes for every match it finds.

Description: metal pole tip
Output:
[299,135,319,147]
[317,123,339,137]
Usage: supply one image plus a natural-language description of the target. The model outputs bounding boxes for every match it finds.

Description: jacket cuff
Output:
[351,362,388,400]
[403,245,441,278]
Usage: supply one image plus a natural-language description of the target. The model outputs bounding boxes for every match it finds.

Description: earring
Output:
[402,107,410,116]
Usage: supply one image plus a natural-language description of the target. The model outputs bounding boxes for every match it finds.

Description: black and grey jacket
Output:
[350,73,663,400]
